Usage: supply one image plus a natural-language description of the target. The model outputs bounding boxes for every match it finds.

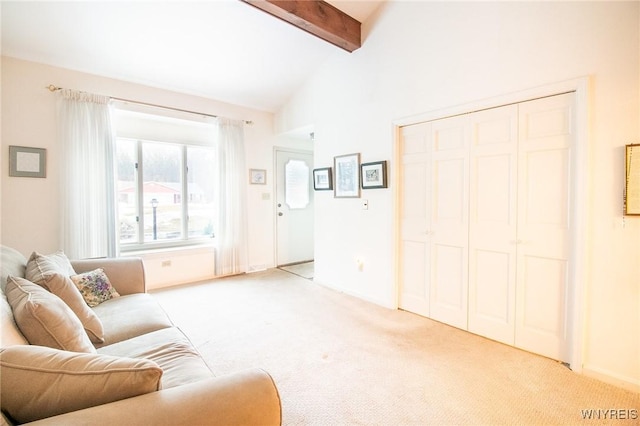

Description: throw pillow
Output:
[0,296,29,347]
[0,345,162,424]
[25,250,77,279]
[25,251,105,343]
[71,268,120,307]
[5,276,96,353]
[39,273,105,343]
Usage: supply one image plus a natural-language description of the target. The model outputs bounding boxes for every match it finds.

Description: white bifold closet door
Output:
[399,92,574,362]
[467,104,519,346]
[428,115,470,330]
[513,94,573,361]
[399,122,432,318]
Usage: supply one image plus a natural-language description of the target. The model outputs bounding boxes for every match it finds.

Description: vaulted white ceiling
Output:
[1,0,384,112]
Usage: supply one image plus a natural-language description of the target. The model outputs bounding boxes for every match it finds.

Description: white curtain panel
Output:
[57,89,116,259]
[213,118,248,276]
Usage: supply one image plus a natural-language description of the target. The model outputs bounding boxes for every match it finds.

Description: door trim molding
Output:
[392,76,590,373]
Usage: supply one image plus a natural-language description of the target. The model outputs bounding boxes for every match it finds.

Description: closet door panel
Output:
[473,249,511,322]
[431,243,466,327]
[429,116,469,329]
[399,123,431,317]
[468,105,518,345]
[520,256,568,338]
[515,93,574,362]
[400,241,430,316]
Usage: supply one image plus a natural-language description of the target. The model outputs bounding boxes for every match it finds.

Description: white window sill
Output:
[121,243,215,258]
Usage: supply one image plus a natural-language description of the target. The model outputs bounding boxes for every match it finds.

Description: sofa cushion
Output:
[98,327,214,389]
[0,295,28,347]
[5,276,96,353]
[92,293,174,347]
[71,268,120,307]
[25,250,77,278]
[0,345,163,424]
[25,251,105,343]
[1,246,27,293]
[33,273,105,343]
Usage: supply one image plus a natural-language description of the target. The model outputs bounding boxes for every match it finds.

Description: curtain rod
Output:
[46,85,253,125]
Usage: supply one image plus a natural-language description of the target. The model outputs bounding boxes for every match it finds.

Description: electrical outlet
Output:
[161,260,171,267]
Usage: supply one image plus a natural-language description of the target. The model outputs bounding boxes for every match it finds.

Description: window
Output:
[114,107,216,251]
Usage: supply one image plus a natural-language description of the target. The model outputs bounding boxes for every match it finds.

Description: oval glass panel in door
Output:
[285,159,310,209]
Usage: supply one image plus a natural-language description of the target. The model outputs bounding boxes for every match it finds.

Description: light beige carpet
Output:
[151,269,639,425]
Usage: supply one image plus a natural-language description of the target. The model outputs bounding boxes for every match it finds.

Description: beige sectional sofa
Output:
[0,245,281,425]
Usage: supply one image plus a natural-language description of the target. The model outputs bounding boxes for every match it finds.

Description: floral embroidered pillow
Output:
[70,268,120,307]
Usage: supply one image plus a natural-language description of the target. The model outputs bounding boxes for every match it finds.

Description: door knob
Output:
[278,212,283,216]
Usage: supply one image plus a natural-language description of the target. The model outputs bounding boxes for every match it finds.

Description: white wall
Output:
[0,57,279,285]
[276,1,640,391]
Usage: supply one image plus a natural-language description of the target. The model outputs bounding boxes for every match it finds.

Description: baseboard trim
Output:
[582,365,640,393]
[313,279,393,310]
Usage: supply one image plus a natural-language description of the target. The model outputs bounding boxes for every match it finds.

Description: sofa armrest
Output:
[70,257,146,295]
[26,369,282,426]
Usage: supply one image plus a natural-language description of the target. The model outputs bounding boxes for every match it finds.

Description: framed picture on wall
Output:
[249,168,267,184]
[361,161,388,189]
[334,153,360,198]
[9,146,47,178]
[313,167,333,190]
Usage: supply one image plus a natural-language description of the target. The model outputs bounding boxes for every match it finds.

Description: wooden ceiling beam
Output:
[241,0,361,52]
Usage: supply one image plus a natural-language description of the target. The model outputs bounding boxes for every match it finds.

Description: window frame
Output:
[116,136,215,253]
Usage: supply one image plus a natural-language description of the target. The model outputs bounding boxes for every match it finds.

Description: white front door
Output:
[275,149,314,266]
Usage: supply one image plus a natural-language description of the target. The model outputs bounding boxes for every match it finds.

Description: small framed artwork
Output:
[249,168,267,185]
[361,161,388,189]
[313,167,333,191]
[9,146,47,178]
[334,153,360,198]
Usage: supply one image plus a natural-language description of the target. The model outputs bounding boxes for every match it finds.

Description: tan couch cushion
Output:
[98,327,214,389]
[0,295,28,347]
[25,251,105,343]
[1,246,30,347]
[0,345,163,424]
[25,250,76,278]
[5,276,96,353]
[39,273,105,343]
[92,293,174,347]
[1,246,27,293]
